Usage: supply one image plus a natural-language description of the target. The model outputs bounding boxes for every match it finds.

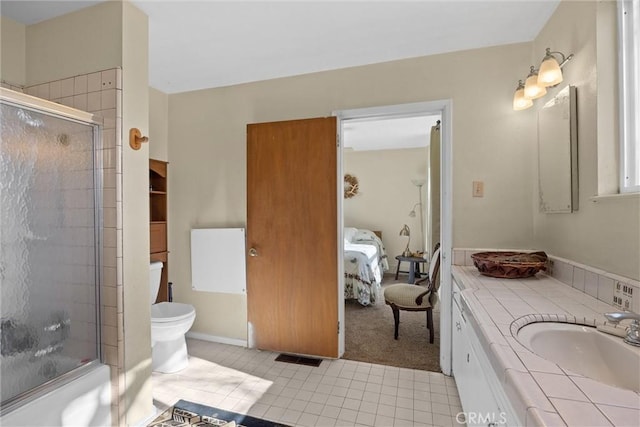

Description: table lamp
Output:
[399,224,411,256]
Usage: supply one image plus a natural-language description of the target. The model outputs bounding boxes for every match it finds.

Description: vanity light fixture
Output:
[513,80,533,111]
[512,47,574,111]
[538,48,574,87]
[524,66,547,100]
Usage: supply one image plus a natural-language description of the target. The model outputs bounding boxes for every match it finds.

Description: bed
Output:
[344,227,389,306]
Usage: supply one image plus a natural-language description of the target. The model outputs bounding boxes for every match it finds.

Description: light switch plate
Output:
[472,181,484,197]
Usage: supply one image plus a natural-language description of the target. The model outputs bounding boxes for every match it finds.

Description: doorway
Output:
[334,100,453,375]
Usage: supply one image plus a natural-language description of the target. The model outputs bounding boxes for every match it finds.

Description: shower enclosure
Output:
[0,88,103,413]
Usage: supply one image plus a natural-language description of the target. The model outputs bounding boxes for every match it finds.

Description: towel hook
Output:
[129,128,149,150]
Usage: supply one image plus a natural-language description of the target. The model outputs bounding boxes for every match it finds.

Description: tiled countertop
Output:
[452,266,640,427]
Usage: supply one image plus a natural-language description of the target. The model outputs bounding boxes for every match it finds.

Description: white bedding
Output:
[344,228,389,306]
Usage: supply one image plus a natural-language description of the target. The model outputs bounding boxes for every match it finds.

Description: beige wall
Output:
[121,2,152,425]
[149,87,169,161]
[344,148,428,267]
[25,1,122,86]
[532,0,640,281]
[168,43,535,340]
[0,16,26,86]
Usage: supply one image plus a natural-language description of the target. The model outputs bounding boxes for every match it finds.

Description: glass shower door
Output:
[0,100,101,407]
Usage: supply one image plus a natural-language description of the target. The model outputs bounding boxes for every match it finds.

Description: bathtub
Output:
[0,363,112,427]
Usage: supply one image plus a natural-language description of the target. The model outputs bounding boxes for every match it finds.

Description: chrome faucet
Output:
[604,311,640,346]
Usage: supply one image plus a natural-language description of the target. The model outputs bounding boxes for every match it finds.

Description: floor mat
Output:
[148,399,290,427]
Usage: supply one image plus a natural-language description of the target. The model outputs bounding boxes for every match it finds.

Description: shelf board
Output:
[150,190,167,195]
[150,159,168,177]
[150,220,167,224]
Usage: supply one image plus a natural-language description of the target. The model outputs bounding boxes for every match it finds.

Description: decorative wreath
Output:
[344,174,360,199]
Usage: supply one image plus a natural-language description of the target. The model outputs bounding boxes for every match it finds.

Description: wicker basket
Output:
[471,251,548,279]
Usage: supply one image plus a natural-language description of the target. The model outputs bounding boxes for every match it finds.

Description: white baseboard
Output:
[186,331,247,348]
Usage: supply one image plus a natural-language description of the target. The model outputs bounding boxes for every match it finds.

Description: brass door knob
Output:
[248,248,258,257]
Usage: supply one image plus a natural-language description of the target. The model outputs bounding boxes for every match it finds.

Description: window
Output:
[618,0,640,193]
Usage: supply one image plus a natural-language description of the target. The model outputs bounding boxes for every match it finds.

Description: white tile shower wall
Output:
[452,248,639,313]
[24,68,123,425]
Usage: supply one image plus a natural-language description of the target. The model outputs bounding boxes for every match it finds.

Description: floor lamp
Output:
[409,179,425,254]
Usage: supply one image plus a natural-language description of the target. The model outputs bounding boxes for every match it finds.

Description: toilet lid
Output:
[151,302,195,323]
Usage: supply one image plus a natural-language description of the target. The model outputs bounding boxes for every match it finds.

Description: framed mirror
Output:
[538,85,578,213]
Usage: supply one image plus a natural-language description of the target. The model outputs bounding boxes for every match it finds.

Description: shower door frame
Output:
[0,88,105,414]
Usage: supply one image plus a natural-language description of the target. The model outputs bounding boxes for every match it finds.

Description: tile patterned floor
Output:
[151,339,464,427]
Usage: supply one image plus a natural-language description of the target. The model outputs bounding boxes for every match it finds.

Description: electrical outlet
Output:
[472,181,484,197]
[613,281,634,310]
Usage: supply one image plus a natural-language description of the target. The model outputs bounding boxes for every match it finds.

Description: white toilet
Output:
[149,261,196,373]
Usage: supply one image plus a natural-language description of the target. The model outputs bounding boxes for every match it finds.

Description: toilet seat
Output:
[151,302,195,323]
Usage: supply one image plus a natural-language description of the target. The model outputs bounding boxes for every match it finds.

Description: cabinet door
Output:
[464,344,506,426]
[150,223,167,253]
[452,297,506,427]
[452,300,468,382]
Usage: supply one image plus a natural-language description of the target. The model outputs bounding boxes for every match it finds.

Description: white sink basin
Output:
[517,322,640,392]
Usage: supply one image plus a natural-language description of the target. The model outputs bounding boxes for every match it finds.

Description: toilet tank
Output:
[149,262,164,304]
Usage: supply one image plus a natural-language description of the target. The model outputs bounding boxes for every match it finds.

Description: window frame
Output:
[618,0,640,193]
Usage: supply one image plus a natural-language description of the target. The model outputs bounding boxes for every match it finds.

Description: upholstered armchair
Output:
[383,243,441,343]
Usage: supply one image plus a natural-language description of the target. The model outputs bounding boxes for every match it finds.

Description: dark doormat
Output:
[274,353,322,367]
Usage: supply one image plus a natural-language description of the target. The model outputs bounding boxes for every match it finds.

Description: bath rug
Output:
[148,399,290,427]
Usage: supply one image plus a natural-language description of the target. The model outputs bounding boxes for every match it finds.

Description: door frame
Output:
[333,100,453,375]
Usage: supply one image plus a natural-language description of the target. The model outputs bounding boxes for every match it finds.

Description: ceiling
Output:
[343,115,440,151]
[1,1,558,151]
[1,1,560,94]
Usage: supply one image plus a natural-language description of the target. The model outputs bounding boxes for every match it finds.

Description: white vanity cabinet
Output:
[452,279,514,427]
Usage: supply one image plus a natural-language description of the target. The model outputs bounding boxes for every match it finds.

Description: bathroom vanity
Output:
[451,266,640,427]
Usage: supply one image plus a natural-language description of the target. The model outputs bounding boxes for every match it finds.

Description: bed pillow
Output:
[344,227,358,243]
[354,229,377,242]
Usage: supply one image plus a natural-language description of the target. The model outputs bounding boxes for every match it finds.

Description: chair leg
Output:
[392,306,400,339]
[426,308,434,344]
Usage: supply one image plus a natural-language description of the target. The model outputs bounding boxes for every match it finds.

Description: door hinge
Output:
[337,134,340,148]
[337,321,340,334]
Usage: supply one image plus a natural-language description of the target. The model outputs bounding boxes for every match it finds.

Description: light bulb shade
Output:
[399,224,410,237]
[513,88,533,110]
[538,56,563,87]
[524,73,547,100]
[513,80,532,111]
[408,202,421,217]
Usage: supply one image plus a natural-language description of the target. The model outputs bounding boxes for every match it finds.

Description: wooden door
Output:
[247,117,338,358]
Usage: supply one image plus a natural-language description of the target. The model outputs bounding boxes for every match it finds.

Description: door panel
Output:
[247,117,338,358]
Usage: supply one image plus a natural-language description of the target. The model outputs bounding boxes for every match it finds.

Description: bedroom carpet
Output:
[343,278,441,372]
